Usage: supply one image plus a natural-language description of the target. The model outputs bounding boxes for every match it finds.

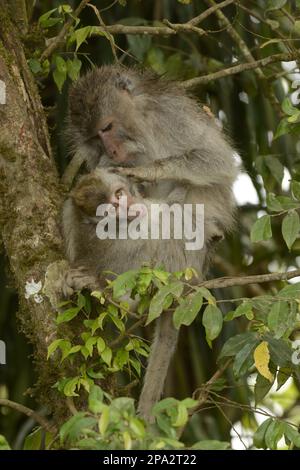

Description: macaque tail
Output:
[138,312,179,422]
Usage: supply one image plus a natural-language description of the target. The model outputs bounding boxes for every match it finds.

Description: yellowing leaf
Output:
[254,341,274,383]
[123,431,132,450]
[98,406,110,435]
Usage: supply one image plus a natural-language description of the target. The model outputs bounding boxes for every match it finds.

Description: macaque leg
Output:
[138,312,179,422]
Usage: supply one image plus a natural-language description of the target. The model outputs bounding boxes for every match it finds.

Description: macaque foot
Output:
[61,267,98,298]
[137,402,155,424]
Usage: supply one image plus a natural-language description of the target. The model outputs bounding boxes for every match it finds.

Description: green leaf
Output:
[180,398,198,408]
[279,282,300,298]
[63,377,79,397]
[264,155,284,185]
[202,304,223,342]
[47,339,68,359]
[28,59,42,74]
[267,301,291,338]
[253,418,273,448]
[24,428,43,450]
[60,413,97,444]
[127,34,151,61]
[97,337,106,355]
[266,0,287,11]
[250,215,272,243]
[219,332,258,361]
[55,56,67,73]
[113,349,129,370]
[266,336,293,367]
[233,342,255,376]
[39,8,62,28]
[254,373,274,405]
[153,397,178,415]
[173,402,188,427]
[274,117,290,139]
[53,69,67,92]
[284,423,300,447]
[282,97,299,116]
[71,26,93,51]
[287,112,300,123]
[0,435,10,450]
[88,385,104,414]
[56,307,81,324]
[129,417,145,439]
[282,211,300,250]
[85,337,97,357]
[292,181,300,200]
[191,440,230,450]
[277,367,291,390]
[276,196,300,210]
[265,420,284,450]
[173,290,203,329]
[98,406,110,435]
[224,301,253,321]
[67,58,82,82]
[147,281,184,324]
[101,347,112,366]
[198,287,215,302]
[266,193,283,212]
[112,270,138,298]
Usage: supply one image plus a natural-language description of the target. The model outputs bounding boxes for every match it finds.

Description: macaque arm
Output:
[115,149,235,187]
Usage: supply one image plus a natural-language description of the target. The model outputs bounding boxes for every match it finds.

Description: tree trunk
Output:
[0,1,64,417]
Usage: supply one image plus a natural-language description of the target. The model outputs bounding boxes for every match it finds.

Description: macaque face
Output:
[71,171,138,218]
[68,68,147,167]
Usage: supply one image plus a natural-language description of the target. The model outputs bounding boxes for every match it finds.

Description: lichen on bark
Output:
[0,2,67,421]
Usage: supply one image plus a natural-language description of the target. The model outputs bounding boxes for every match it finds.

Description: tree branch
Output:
[0,399,56,434]
[40,0,91,62]
[188,0,235,26]
[200,268,300,290]
[183,51,300,88]
[39,2,240,60]
[9,0,28,34]
[0,4,65,421]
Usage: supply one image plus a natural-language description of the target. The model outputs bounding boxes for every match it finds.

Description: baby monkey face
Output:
[71,169,142,219]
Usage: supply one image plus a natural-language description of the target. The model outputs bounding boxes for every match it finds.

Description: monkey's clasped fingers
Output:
[112,166,156,182]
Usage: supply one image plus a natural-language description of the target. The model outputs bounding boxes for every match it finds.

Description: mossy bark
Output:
[0,2,66,420]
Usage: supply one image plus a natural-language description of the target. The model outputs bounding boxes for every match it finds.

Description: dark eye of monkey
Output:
[101,122,113,132]
[115,188,126,199]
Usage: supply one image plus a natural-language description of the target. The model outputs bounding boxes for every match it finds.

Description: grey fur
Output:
[63,65,237,422]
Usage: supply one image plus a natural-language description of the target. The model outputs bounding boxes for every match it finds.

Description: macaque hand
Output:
[112,165,158,183]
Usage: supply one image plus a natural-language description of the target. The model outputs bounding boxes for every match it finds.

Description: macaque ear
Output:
[114,72,136,94]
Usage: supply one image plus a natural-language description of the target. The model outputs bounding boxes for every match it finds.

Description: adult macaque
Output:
[63,65,237,421]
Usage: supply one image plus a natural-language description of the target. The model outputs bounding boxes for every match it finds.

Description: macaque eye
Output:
[115,188,126,199]
[101,122,113,133]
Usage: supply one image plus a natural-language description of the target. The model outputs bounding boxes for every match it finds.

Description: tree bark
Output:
[0,2,64,417]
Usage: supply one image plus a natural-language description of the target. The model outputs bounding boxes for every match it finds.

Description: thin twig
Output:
[207,0,264,79]
[188,0,235,26]
[109,316,146,348]
[40,0,90,62]
[199,268,300,290]
[0,399,56,434]
[183,51,299,88]
[177,359,231,438]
